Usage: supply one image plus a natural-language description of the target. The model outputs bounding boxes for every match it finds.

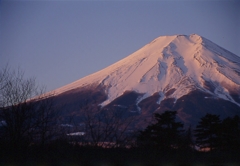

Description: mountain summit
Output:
[52,34,240,126]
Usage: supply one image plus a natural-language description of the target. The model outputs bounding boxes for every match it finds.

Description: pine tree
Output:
[137,110,184,150]
[194,114,221,151]
[221,115,240,151]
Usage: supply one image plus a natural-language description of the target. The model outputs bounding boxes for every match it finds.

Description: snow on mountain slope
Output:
[53,34,240,107]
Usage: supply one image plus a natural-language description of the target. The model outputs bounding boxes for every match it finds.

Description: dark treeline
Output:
[137,111,240,152]
[194,113,240,152]
[1,66,240,165]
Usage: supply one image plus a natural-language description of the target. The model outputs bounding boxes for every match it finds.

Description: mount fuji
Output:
[50,34,240,127]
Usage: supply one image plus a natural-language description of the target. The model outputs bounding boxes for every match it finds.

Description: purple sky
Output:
[1,0,239,92]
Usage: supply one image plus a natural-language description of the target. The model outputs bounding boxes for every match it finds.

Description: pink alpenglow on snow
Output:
[52,34,240,108]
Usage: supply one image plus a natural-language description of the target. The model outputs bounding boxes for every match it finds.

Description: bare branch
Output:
[0,66,59,148]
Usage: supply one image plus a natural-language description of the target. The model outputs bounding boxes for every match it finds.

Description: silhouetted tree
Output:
[179,125,195,151]
[80,103,137,148]
[220,115,240,151]
[137,110,184,150]
[0,66,58,149]
[194,114,221,151]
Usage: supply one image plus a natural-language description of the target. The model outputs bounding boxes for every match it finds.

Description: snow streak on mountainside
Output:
[53,34,240,107]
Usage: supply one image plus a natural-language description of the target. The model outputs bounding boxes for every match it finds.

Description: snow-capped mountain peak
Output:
[53,34,240,107]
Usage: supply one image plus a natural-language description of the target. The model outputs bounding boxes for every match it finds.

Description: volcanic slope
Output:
[52,34,240,126]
